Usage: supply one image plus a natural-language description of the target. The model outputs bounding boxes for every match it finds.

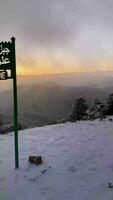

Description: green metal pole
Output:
[11,37,19,169]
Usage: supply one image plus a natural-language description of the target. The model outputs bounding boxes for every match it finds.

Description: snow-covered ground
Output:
[1,118,113,200]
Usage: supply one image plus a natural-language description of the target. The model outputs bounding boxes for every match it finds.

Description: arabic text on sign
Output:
[0,45,10,65]
[0,71,7,80]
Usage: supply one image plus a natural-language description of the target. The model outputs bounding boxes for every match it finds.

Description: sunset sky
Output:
[1,0,113,75]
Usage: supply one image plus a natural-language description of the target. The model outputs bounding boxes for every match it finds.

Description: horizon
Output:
[17,70,113,77]
[1,70,113,92]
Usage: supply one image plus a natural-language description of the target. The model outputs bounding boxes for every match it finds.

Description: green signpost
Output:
[0,37,19,169]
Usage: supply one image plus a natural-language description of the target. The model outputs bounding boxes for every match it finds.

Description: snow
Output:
[1,118,113,200]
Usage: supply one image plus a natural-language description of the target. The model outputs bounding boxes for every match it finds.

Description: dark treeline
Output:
[69,94,113,122]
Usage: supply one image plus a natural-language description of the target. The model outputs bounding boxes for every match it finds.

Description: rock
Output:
[108,118,113,121]
[29,156,42,165]
[108,182,113,188]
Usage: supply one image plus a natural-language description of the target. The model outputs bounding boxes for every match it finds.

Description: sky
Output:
[1,0,113,75]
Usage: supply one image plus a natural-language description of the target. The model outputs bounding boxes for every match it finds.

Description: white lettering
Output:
[0,71,7,80]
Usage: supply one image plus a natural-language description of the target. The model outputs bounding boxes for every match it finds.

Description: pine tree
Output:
[103,94,113,116]
[87,98,104,120]
[0,113,3,126]
[69,98,88,121]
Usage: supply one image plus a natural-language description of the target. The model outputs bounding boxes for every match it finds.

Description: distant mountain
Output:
[1,71,113,92]
[1,82,113,127]
[17,71,113,88]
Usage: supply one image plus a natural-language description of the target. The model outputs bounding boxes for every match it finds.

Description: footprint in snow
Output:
[69,166,78,172]
[28,167,52,182]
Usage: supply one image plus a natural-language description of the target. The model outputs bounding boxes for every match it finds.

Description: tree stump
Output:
[29,156,42,165]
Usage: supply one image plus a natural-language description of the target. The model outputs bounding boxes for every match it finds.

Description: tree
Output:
[87,98,104,120]
[103,94,113,116]
[0,113,3,126]
[69,97,88,121]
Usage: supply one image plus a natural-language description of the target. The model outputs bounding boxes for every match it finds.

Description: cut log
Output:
[29,156,42,165]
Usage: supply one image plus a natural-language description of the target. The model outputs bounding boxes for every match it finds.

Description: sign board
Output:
[0,37,19,169]
[0,39,14,79]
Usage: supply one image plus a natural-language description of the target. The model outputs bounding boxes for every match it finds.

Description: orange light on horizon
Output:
[17,56,113,76]
[17,65,88,76]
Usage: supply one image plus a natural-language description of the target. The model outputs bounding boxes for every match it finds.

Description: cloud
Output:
[1,0,113,45]
[1,0,113,73]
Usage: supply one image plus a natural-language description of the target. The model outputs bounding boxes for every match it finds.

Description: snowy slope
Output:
[1,118,113,200]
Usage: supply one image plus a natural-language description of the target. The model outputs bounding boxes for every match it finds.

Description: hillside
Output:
[1,118,113,199]
[1,82,113,127]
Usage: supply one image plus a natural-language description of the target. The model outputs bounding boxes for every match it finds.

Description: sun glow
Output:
[17,54,113,76]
